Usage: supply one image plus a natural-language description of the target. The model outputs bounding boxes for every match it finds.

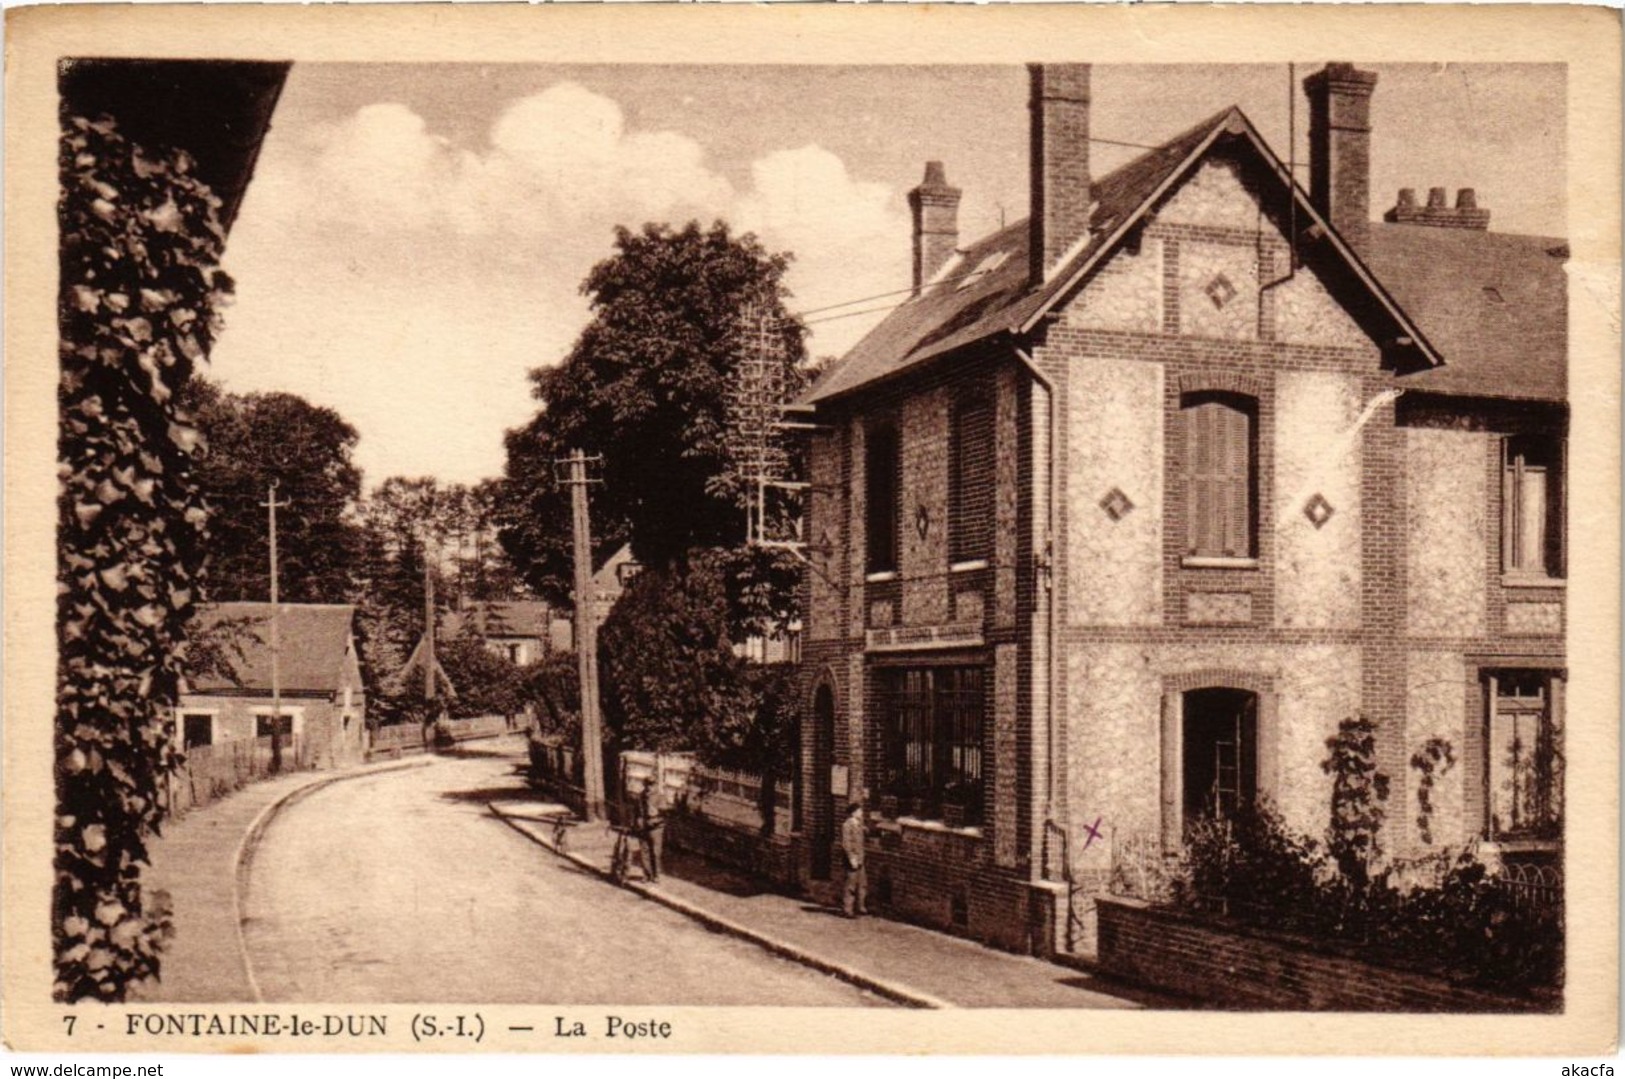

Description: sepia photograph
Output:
[4,2,1620,1061]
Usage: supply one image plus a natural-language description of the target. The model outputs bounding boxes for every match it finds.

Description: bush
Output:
[1170,802,1562,993]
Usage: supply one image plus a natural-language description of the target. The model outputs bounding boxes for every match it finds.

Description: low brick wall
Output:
[665,811,798,889]
[866,823,1040,955]
[1096,896,1554,1012]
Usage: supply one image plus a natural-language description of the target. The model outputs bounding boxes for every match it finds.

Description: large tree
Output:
[499,220,809,601]
[188,382,365,604]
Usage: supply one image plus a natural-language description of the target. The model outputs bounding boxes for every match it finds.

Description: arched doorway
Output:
[809,681,836,880]
[1182,687,1259,825]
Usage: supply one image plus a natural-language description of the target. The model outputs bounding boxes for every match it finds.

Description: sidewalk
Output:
[131,757,431,1003]
[488,799,1173,1009]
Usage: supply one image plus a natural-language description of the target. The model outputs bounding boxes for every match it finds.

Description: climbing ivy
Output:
[55,115,230,1000]
[1410,736,1457,847]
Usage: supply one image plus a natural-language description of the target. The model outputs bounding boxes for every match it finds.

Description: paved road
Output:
[239,740,879,1005]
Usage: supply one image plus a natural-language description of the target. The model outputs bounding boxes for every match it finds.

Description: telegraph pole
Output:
[423,535,437,703]
[262,480,288,773]
[559,450,606,821]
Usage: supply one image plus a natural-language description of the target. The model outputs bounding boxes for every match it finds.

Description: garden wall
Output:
[1096,897,1554,1013]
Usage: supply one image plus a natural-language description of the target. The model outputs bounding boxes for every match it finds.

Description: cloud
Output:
[211,82,911,485]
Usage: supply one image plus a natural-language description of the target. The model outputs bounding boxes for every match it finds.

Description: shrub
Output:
[1165,801,1562,993]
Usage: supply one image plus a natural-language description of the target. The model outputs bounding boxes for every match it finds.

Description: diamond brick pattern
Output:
[1303,492,1335,529]
[1204,273,1237,309]
[1099,487,1135,522]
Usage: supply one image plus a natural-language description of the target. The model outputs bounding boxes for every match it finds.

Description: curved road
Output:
[240,740,878,1005]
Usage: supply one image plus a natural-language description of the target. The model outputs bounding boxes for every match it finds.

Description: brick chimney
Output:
[1303,62,1378,257]
[908,161,962,295]
[1029,64,1092,284]
[1384,186,1491,230]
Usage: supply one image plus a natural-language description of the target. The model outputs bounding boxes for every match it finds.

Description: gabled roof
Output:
[189,603,357,695]
[804,106,1447,407]
[446,600,556,640]
[1369,224,1567,402]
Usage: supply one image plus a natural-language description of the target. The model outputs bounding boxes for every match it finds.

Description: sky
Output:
[207,63,1565,488]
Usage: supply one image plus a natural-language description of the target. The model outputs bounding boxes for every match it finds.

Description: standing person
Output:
[840,800,867,918]
[635,775,665,883]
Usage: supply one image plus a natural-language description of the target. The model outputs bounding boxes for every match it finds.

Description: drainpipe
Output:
[1012,343,1060,878]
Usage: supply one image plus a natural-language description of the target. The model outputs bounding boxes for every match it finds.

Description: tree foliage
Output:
[437,629,526,720]
[56,115,230,1000]
[499,220,809,601]
[597,554,751,755]
[187,381,365,604]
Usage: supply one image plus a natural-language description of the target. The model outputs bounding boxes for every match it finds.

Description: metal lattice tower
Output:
[728,303,802,547]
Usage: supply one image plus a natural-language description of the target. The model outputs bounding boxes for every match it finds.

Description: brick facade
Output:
[794,66,1565,958]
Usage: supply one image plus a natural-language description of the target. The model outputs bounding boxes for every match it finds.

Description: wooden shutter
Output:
[866,422,899,572]
[951,395,994,563]
[1185,396,1253,557]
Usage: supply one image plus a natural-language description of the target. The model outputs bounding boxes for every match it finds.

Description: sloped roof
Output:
[59,60,291,234]
[807,105,1582,408]
[189,603,356,695]
[804,109,1238,406]
[446,600,556,640]
[1369,224,1567,401]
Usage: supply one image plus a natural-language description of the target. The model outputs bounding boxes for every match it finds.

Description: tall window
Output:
[1503,435,1564,579]
[949,391,995,564]
[1486,670,1563,842]
[865,420,901,573]
[877,666,985,826]
[1182,392,1256,559]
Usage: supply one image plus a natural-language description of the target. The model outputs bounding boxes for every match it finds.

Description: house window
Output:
[949,391,995,564]
[1503,435,1564,579]
[255,712,295,739]
[181,713,214,749]
[1182,392,1257,559]
[876,665,984,826]
[1486,670,1563,842]
[865,420,901,574]
[1182,688,1258,825]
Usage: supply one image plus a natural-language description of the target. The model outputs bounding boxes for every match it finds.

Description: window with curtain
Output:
[865,420,901,573]
[949,391,995,564]
[1182,392,1257,559]
[1503,434,1564,579]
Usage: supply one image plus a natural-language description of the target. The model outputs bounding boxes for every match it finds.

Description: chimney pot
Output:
[908,160,962,295]
[1029,63,1093,283]
[1456,188,1478,210]
[1397,187,1416,208]
[1427,187,1448,209]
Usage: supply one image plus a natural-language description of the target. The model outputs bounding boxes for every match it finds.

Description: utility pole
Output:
[261,480,288,774]
[559,450,606,821]
[423,533,437,704]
